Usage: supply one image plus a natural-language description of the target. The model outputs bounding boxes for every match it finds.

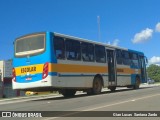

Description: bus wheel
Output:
[133,77,140,89]
[92,77,102,95]
[60,89,76,97]
[109,86,116,92]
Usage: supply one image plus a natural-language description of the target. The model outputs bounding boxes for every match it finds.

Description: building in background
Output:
[0,59,24,98]
[0,59,12,80]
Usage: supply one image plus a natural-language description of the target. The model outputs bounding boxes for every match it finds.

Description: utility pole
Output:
[97,16,101,42]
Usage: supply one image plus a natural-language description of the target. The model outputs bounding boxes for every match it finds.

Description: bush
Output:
[147,64,160,82]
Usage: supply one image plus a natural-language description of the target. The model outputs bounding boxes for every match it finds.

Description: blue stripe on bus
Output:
[117,74,131,77]
[15,72,57,83]
[58,74,109,77]
[128,49,144,55]
[16,73,42,83]
[131,74,139,85]
[58,74,132,77]
[49,72,57,76]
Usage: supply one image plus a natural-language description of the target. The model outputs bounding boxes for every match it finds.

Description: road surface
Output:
[0,84,160,120]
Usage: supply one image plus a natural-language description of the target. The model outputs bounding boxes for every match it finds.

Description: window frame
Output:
[116,49,123,65]
[65,39,81,61]
[81,42,95,62]
[129,52,139,67]
[122,50,131,65]
[15,33,46,57]
[95,45,106,63]
[54,36,65,60]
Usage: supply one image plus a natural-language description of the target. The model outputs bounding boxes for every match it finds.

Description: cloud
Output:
[112,39,119,46]
[155,22,160,32]
[132,28,153,44]
[106,39,120,46]
[149,56,160,64]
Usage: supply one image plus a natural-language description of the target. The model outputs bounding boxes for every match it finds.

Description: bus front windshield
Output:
[15,34,45,57]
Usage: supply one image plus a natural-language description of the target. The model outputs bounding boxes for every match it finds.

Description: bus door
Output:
[139,56,147,83]
[107,49,116,85]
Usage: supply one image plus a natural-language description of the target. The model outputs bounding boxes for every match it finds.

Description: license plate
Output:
[26,77,32,80]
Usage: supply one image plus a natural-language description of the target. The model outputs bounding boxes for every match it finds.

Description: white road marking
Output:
[44,93,160,120]
[84,93,160,111]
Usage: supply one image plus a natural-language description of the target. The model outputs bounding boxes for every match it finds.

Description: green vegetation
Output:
[147,64,160,82]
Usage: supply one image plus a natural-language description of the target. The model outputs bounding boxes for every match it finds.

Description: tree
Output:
[147,64,160,82]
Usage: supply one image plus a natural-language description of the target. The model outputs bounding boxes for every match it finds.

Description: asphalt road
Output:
[0,84,160,120]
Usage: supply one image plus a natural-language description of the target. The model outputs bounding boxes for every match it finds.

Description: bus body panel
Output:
[13,32,57,90]
[53,59,108,88]
[12,75,53,89]
[12,32,147,92]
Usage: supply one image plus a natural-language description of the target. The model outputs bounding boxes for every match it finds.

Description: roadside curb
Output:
[0,83,159,102]
[0,93,60,102]
[140,83,160,87]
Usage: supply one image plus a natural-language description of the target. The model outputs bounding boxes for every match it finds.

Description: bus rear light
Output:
[42,62,49,79]
[12,68,16,82]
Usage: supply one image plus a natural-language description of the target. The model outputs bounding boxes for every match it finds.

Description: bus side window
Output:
[95,45,106,63]
[54,36,65,59]
[122,51,131,65]
[116,49,123,65]
[81,42,94,62]
[130,53,139,67]
[66,39,81,61]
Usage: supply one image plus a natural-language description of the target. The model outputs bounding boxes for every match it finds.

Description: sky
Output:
[0,0,160,65]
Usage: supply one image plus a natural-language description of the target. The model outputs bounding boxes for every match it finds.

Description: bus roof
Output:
[53,32,144,55]
[14,31,144,56]
[54,32,127,50]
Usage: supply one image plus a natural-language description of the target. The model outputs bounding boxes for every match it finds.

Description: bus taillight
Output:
[12,68,16,82]
[42,62,49,79]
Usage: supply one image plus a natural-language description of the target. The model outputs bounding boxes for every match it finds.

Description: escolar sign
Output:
[21,66,36,73]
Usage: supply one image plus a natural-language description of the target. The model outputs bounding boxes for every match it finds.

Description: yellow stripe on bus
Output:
[116,68,140,74]
[49,63,108,73]
[15,64,44,76]
[15,63,141,76]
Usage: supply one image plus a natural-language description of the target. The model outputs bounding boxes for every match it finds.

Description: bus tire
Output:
[133,76,140,89]
[60,89,76,97]
[92,77,102,95]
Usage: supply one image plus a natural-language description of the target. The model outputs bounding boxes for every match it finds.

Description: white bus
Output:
[12,32,147,97]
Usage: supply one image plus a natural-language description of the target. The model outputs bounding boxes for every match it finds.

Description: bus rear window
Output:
[15,34,45,57]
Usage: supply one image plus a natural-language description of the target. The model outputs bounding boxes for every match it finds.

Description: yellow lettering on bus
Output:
[21,66,36,73]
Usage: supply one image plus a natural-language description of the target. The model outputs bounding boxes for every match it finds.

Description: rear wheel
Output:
[87,77,102,95]
[60,89,76,97]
